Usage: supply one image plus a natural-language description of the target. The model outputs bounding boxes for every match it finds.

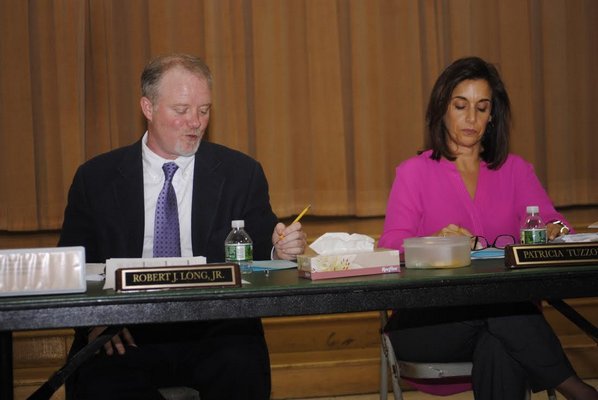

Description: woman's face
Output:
[443,79,492,153]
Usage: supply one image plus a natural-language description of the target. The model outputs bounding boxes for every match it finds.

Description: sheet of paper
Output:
[103,256,206,289]
[250,260,297,271]
[86,263,106,281]
[589,221,598,228]
[470,248,504,259]
[550,233,598,243]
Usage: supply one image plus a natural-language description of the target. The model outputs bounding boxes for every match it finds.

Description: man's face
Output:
[141,66,212,159]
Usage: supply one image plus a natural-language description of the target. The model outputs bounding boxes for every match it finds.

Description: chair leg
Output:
[380,311,390,400]
[379,311,404,400]
[380,333,403,400]
[380,342,388,400]
[389,356,404,400]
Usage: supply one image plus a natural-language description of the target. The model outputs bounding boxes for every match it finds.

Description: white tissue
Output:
[309,233,375,255]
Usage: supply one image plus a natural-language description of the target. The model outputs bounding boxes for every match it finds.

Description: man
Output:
[59,53,306,400]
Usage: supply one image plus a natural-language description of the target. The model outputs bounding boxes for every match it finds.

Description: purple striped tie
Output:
[153,162,181,257]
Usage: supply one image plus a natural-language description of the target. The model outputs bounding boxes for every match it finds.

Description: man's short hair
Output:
[141,54,212,103]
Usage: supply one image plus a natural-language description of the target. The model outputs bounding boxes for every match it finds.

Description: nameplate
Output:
[505,242,598,268]
[115,263,241,292]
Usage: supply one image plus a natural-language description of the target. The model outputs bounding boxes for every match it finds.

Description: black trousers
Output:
[385,302,575,400]
[66,319,271,400]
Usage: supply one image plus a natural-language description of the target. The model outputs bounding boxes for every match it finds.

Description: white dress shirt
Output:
[141,132,195,258]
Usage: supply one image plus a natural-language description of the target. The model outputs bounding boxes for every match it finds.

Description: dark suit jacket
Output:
[59,139,278,343]
[59,139,278,263]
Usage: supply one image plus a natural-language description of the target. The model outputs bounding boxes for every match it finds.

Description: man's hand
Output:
[88,326,137,356]
[272,222,307,260]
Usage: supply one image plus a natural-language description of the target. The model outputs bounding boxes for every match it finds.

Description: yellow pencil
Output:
[291,204,311,224]
[277,204,311,243]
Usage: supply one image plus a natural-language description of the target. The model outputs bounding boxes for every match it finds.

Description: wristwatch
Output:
[550,220,570,235]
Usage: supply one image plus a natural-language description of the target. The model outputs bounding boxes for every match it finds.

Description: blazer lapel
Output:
[191,143,225,257]
[113,142,145,256]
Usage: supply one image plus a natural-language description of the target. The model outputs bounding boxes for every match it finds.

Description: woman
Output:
[379,57,597,399]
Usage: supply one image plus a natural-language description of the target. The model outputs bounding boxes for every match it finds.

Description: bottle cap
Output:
[231,220,245,228]
[526,205,539,214]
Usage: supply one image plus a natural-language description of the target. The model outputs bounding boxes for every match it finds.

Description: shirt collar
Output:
[141,132,195,178]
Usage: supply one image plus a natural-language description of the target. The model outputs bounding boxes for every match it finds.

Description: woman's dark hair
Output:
[426,56,511,169]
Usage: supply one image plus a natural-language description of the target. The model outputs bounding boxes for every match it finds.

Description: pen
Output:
[277,204,311,243]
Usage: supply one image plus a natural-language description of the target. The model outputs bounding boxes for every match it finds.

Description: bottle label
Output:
[225,243,253,262]
[520,229,547,245]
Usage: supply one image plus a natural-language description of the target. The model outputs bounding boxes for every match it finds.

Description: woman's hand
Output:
[435,224,473,238]
[547,222,570,241]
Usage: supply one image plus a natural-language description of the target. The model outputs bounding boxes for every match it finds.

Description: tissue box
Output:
[297,248,401,280]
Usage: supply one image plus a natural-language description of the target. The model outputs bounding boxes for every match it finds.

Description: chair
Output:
[379,311,557,400]
[158,387,200,400]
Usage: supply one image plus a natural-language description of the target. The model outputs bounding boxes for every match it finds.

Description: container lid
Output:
[231,220,245,228]
[404,236,470,247]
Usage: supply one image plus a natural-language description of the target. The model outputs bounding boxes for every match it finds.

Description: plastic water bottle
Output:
[520,206,547,244]
[224,220,253,274]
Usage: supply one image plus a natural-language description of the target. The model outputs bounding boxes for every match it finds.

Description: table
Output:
[2,259,598,399]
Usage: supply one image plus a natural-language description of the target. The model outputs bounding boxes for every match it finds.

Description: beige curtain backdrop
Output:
[1,0,596,231]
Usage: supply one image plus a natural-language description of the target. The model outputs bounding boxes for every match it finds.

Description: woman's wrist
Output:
[549,220,570,235]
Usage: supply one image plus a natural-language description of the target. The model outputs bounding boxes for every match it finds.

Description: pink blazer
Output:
[379,150,570,253]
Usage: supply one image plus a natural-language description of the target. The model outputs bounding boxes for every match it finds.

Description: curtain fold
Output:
[1,0,86,230]
[1,0,596,231]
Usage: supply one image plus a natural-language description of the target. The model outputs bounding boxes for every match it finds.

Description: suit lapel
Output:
[113,142,145,256]
[191,143,225,257]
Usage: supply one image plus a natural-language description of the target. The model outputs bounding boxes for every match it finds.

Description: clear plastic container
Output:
[403,236,471,269]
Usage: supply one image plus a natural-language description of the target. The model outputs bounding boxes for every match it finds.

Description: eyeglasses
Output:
[471,235,516,251]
